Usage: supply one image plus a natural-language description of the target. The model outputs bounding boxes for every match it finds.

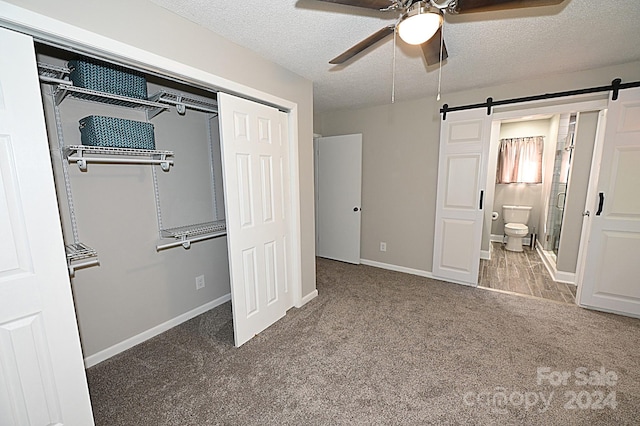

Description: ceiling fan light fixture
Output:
[397,3,443,45]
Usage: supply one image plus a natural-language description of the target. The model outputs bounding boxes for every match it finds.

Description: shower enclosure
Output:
[544,113,576,257]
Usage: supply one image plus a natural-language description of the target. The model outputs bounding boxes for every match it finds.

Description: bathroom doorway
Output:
[479,97,608,300]
[480,113,577,303]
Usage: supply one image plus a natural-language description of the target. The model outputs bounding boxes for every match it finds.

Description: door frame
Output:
[484,96,608,298]
[314,133,363,264]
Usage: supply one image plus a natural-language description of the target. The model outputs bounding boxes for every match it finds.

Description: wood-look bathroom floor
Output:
[479,242,576,304]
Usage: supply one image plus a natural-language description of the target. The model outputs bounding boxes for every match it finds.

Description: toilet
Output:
[503,205,532,252]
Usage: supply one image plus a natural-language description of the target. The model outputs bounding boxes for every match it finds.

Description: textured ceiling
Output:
[149,0,640,113]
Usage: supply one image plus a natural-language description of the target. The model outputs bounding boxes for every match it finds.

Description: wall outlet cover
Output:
[196,275,205,290]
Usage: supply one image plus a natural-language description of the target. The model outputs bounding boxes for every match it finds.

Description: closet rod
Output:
[39,75,70,85]
[159,97,218,114]
[440,78,640,120]
[69,259,100,276]
[67,156,173,171]
[156,231,227,251]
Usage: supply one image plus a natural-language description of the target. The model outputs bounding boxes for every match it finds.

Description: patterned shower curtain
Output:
[496,136,544,184]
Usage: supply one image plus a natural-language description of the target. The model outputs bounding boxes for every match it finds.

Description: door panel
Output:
[433,110,491,285]
[219,93,292,346]
[440,218,476,272]
[444,154,481,209]
[0,27,93,424]
[579,88,640,317]
[0,313,62,425]
[315,134,362,264]
[594,231,640,299]
[609,148,640,215]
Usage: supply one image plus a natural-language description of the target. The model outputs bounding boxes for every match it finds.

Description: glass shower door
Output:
[544,114,576,256]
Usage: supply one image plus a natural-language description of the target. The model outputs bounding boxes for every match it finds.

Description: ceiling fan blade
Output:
[315,0,397,10]
[420,27,448,66]
[455,0,564,13]
[329,25,395,64]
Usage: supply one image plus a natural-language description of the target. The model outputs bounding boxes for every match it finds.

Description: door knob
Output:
[353,207,360,212]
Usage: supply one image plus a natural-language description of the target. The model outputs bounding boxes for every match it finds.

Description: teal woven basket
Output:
[68,57,148,99]
[79,116,155,150]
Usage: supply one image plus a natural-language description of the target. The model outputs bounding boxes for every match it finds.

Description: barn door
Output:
[432,109,491,286]
[0,27,94,424]
[218,93,293,347]
[578,87,640,317]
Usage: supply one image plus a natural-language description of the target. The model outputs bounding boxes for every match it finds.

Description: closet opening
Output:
[35,42,233,366]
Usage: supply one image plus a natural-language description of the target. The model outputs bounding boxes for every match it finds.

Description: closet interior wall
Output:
[37,46,231,360]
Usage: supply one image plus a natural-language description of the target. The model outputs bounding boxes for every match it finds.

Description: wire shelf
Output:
[161,220,226,239]
[148,89,218,118]
[65,243,100,275]
[64,145,173,157]
[65,242,97,262]
[38,62,70,79]
[64,145,174,171]
[54,84,169,112]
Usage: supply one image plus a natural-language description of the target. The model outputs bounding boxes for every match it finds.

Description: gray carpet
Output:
[87,258,640,425]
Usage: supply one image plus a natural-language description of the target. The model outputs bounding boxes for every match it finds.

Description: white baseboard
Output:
[555,271,576,284]
[480,250,491,260]
[360,259,433,278]
[536,243,558,279]
[535,243,576,285]
[299,289,318,307]
[490,234,504,243]
[84,293,231,368]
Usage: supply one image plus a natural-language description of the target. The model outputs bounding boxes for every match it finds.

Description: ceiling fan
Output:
[318,0,564,66]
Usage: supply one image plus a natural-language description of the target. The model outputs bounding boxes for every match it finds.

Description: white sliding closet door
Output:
[433,109,491,286]
[218,93,293,347]
[0,27,94,424]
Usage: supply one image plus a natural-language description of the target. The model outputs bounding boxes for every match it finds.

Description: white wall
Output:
[316,60,640,274]
[2,0,316,359]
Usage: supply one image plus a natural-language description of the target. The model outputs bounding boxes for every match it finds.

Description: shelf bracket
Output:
[181,236,191,249]
[54,86,69,105]
[147,106,165,120]
[176,94,186,115]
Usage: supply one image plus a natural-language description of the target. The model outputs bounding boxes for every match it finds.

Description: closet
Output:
[34,43,293,363]
[0,15,302,422]
[38,50,225,271]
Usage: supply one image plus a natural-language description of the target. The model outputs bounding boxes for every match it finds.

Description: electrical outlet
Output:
[380,242,387,252]
[195,275,205,290]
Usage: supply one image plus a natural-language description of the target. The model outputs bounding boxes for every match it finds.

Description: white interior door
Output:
[578,87,640,318]
[0,27,94,424]
[315,134,362,264]
[218,93,293,347]
[433,109,491,286]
